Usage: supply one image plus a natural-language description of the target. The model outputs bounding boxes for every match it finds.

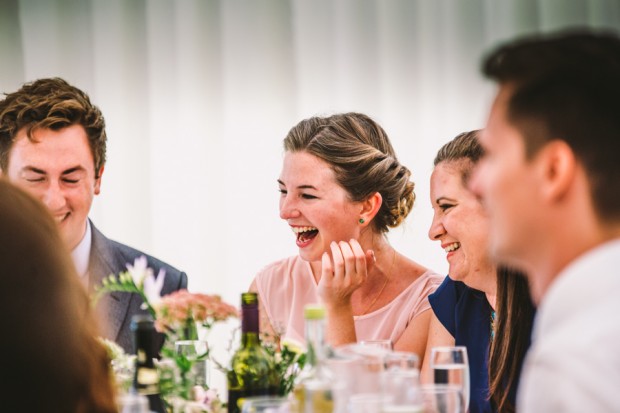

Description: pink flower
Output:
[154,290,238,334]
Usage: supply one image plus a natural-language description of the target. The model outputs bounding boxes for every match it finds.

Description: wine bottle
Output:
[131,314,165,413]
[227,292,277,413]
[292,305,334,413]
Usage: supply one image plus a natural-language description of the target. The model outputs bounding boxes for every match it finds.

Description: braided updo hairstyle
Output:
[283,112,415,233]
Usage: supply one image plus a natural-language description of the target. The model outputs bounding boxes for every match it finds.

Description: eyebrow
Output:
[435,196,457,204]
[21,165,87,175]
[61,166,86,175]
[277,179,318,190]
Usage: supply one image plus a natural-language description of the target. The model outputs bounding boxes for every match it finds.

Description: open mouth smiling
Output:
[292,226,319,245]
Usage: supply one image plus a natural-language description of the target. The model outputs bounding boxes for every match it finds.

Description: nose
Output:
[42,181,67,211]
[279,194,300,220]
[428,212,445,241]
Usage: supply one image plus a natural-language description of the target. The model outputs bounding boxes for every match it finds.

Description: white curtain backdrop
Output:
[2,0,619,389]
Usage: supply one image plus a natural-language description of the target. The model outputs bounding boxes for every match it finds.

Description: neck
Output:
[526,223,620,305]
[463,260,497,298]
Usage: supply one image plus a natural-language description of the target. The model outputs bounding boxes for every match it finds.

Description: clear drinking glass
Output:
[420,384,463,413]
[347,393,388,413]
[175,340,209,386]
[429,346,469,413]
[380,369,423,413]
[383,351,420,371]
[359,339,393,351]
[240,396,290,413]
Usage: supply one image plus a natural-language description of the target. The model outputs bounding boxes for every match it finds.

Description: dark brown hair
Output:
[483,29,620,224]
[0,77,107,176]
[0,179,116,412]
[434,130,535,413]
[284,112,415,233]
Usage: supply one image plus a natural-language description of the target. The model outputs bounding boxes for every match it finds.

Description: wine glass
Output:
[429,346,469,413]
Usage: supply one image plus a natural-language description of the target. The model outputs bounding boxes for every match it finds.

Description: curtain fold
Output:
[1,0,619,318]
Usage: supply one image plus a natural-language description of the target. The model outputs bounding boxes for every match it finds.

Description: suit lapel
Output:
[89,221,132,342]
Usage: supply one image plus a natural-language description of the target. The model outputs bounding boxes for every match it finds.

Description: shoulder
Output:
[91,223,187,292]
[255,255,305,281]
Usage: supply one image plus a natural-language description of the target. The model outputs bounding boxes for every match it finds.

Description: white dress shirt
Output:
[70,220,92,287]
[518,239,620,412]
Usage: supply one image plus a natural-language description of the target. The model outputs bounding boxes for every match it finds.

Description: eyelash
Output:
[439,204,454,211]
[278,189,317,200]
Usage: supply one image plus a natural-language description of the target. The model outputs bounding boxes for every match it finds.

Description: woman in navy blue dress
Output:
[421,131,535,413]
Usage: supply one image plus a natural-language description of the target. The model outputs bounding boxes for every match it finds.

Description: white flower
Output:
[143,268,166,308]
[126,255,153,288]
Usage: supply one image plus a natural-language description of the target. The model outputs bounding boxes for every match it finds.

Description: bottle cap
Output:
[304,304,326,320]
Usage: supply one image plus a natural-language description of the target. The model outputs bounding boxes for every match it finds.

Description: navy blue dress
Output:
[429,277,495,413]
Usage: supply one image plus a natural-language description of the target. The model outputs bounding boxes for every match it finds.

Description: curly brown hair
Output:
[283,112,415,233]
[0,77,106,176]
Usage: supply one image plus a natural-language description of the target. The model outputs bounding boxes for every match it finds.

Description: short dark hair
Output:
[0,77,107,176]
[482,29,620,222]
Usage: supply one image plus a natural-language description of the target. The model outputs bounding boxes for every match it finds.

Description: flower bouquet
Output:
[95,256,237,412]
[95,256,308,412]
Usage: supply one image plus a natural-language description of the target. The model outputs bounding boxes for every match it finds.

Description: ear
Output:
[358,192,383,226]
[536,140,577,203]
[94,166,104,195]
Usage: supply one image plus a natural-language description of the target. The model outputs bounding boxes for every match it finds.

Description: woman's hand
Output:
[318,239,375,310]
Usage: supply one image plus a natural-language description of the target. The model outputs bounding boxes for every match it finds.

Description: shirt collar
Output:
[71,220,92,282]
[533,238,620,340]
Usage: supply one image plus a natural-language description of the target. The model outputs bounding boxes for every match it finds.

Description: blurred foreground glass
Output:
[429,347,469,413]
[117,392,150,413]
[347,393,388,413]
[380,369,422,412]
[383,351,420,371]
[240,396,290,413]
[335,343,387,395]
[421,385,463,413]
[175,339,209,386]
[359,340,393,351]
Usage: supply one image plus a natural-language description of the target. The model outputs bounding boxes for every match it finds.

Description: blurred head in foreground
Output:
[0,179,116,413]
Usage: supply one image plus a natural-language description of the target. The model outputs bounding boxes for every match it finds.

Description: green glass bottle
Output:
[227,292,277,413]
[131,314,166,413]
[292,305,334,413]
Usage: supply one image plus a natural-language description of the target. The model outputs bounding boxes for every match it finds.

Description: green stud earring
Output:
[359,218,365,224]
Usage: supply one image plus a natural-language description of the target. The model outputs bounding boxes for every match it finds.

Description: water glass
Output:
[380,369,423,413]
[175,340,209,386]
[359,339,393,351]
[117,392,150,413]
[420,384,463,413]
[240,396,290,413]
[429,346,469,413]
[347,393,388,413]
[383,351,420,371]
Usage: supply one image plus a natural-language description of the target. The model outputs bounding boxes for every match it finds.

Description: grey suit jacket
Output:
[89,221,188,353]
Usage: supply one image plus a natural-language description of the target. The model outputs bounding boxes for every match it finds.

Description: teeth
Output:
[54,214,67,223]
[444,242,460,252]
[291,226,318,234]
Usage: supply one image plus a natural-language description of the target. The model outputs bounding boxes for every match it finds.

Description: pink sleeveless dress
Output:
[254,255,443,344]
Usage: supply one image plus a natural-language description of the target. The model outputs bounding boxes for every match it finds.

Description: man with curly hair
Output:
[0,78,188,352]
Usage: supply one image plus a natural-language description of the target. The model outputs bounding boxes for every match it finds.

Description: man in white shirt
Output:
[0,78,188,352]
[470,30,620,412]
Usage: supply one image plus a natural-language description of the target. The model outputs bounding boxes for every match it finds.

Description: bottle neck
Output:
[305,318,325,367]
[241,303,260,347]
